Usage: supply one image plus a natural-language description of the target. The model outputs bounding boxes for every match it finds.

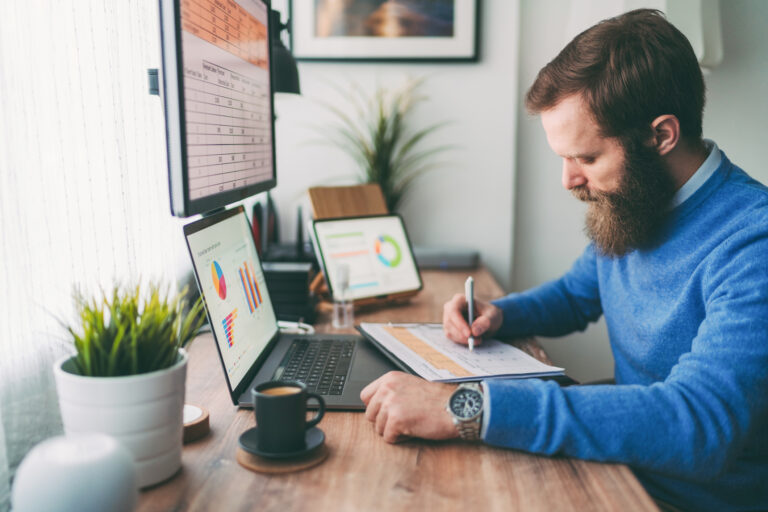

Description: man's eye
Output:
[580,157,595,165]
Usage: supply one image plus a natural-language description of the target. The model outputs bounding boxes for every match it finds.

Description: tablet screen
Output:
[313,215,422,301]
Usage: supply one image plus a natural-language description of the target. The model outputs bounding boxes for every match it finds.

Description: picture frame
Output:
[288,0,480,62]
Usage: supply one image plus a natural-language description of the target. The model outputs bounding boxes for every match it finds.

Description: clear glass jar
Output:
[331,263,354,329]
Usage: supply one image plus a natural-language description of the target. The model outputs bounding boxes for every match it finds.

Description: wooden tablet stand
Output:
[308,184,388,220]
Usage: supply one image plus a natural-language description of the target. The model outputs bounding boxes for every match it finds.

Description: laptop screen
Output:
[184,208,278,391]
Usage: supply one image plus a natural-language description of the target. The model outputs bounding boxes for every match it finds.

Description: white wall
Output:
[513,0,768,382]
[269,1,521,288]
[703,1,768,177]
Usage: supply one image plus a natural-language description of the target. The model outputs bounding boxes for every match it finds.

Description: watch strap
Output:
[455,416,481,441]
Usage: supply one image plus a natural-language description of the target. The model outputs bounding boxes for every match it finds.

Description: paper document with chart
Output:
[358,323,564,383]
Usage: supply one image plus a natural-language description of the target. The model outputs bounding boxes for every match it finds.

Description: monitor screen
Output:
[159,0,276,217]
[184,207,278,391]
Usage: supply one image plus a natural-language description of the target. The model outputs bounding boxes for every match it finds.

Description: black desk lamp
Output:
[271,10,300,95]
[260,9,301,257]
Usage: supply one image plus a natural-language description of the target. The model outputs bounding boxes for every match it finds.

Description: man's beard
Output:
[572,140,677,257]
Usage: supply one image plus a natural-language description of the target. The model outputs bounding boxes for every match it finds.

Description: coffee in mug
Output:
[252,381,325,453]
[261,386,302,396]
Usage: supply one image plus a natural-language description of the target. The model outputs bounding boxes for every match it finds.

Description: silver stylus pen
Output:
[465,276,475,351]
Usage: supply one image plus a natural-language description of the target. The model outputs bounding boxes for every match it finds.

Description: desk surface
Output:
[139,268,658,511]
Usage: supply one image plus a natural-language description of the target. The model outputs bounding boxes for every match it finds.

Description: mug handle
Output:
[305,393,325,429]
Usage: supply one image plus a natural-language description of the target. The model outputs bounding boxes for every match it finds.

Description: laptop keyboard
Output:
[272,339,355,395]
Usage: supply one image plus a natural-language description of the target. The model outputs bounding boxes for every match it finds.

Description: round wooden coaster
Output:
[236,444,329,474]
[183,404,210,444]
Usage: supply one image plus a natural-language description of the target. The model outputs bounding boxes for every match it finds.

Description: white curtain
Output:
[0,2,188,508]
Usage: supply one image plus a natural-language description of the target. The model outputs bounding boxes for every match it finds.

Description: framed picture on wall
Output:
[289,0,480,62]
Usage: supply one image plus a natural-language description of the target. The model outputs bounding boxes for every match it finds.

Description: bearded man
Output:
[360,9,768,511]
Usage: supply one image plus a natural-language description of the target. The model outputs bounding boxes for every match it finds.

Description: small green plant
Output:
[64,283,206,377]
[319,78,452,212]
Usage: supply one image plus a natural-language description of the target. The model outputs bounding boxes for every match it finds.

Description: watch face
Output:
[449,388,483,420]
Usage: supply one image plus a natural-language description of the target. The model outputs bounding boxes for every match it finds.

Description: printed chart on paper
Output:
[359,323,564,382]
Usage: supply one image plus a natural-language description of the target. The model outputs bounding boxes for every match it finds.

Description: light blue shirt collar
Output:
[669,139,721,209]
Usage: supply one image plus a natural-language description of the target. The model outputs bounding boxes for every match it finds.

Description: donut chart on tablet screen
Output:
[375,235,402,268]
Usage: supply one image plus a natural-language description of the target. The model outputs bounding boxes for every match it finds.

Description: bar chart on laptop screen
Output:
[180,0,273,200]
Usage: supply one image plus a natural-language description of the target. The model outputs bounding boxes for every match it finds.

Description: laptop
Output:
[183,206,398,409]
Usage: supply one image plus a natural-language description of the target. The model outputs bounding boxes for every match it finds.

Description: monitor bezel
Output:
[159,0,278,218]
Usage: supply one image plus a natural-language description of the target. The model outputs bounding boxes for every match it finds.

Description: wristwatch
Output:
[446,382,484,441]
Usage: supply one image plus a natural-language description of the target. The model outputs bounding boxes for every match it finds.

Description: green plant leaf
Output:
[64,282,205,377]
[313,77,454,211]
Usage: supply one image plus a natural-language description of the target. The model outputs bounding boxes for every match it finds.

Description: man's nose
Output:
[562,159,587,189]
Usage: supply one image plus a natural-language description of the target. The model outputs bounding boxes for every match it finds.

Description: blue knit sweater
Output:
[486,153,768,511]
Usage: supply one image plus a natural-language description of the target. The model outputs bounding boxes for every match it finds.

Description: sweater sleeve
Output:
[491,244,603,339]
[482,231,768,481]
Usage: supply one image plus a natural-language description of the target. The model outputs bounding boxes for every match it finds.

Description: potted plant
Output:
[53,283,205,488]
[319,78,452,212]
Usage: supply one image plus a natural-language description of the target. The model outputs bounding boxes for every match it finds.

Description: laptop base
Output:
[236,334,399,410]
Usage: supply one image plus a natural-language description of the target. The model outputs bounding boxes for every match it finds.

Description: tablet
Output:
[312,214,422,303]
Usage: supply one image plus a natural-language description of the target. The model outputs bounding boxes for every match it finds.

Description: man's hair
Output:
[526,9,705,144]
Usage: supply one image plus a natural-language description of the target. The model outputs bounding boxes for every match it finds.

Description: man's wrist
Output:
[489,304,504,336]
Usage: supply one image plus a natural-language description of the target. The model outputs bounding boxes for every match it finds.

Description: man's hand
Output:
[360,371,458,444]
[443,293,503,346]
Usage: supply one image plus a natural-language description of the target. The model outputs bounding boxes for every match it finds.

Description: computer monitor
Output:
[158,0,277,218]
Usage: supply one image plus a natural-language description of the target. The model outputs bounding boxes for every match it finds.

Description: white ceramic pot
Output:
[53,350,187,488]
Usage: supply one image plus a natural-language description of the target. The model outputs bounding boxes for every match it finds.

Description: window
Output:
[0,3,185,504]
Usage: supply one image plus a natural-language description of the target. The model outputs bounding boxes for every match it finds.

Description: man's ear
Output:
[650,115,680,156]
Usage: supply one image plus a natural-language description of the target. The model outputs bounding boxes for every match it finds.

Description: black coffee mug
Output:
[252,381,325,453]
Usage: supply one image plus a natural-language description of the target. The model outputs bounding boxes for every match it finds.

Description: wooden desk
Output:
[139,268,658,511]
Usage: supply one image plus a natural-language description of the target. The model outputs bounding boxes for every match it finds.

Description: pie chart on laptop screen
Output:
[211,261,227,300]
